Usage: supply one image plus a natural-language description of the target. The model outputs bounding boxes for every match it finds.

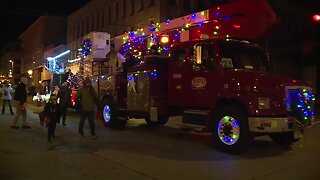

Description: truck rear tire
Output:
[211,106,250,153]
[101,99,126,128]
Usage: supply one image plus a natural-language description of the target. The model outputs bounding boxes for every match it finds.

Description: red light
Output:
[233,24,241,29]
[313,14,320,22]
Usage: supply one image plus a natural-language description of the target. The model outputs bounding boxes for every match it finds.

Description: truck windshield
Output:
[219,41,268,71]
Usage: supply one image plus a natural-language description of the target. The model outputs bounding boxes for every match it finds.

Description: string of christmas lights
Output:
[293,88,315,124]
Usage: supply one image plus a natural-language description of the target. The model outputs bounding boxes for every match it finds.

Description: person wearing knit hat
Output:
[11,76,30,129]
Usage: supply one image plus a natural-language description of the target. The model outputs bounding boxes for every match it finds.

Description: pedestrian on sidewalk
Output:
[1,80,14,115]
[76,77,98,139]
[11,76,30,129]
[57,83,70,126]
[43,94,60,142]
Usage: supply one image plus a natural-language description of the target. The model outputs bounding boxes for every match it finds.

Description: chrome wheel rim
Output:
[217,116,240,145]
[103,105,111,123]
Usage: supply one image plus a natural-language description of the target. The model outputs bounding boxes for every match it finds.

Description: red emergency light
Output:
[313,14,320,23]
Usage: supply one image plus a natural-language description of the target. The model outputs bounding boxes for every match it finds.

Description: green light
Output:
[232,135,237,139]
[303,89,307,92]
[213,31,218,35]
[224,116,230,122]
[201,11,205,16]
[308,106,311,109]
[304,117,308,120]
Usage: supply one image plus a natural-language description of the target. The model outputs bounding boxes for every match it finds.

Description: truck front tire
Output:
[211,106,250,153]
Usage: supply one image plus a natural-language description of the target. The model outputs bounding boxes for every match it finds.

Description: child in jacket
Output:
[44,94,60,142]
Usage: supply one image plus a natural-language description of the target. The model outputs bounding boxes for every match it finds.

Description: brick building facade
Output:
[19,15,67,86]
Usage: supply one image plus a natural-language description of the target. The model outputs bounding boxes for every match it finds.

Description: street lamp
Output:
[8,60,14,78]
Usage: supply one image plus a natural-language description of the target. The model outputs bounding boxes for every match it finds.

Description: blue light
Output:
[191,13,196,19]
[166,19,170,24]
[152,72,158,78]
[224,15,230,19]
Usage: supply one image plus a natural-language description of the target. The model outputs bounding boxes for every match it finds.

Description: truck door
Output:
[184,42,221,107]
[168,48,188,105]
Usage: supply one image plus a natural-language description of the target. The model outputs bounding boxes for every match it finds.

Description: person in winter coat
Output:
[1,81,14,115]
[57,83,70,126]
[76,77,98,139]
[11,76,30,129]
[43,94,60,142]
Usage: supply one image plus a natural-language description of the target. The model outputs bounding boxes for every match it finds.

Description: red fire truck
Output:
[99,0,315,152]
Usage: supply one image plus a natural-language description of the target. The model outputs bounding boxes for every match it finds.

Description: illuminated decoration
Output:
[45,50,71,74]
[27,70,33,76]
[217,116,240,145]
[68,58,82,63]
[33,93,51,103]
[313,14,320,23]
[67,71,82,90]
[233,24,241,29]
[47,50,70,61]
[117,9,210,61]
[296,89,315,123]
[103,105,111,123]
[108,0,275,73]
[160,35,169,44]
[150,69,158,79]
[82,37,93,57]
[287,88,315,124]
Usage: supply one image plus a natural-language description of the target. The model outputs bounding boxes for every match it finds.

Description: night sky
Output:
[0,0,90,49]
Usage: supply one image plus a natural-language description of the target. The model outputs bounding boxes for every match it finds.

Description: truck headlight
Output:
[258,98,270,109]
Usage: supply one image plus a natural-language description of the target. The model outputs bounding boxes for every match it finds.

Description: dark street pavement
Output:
[1,98,320,179]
